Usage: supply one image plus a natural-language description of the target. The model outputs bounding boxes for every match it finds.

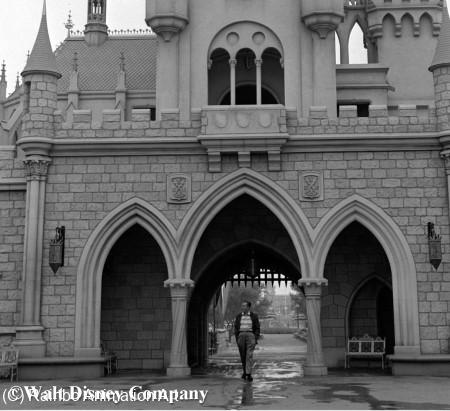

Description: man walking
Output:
[234,301,260,382]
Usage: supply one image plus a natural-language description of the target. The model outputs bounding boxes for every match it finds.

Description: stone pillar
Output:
[302,2,343,118]
[164,279,194,377]
[299,279,328,376]
[230,59,237,105]
[15,156,51,357]
[255,58,262,105]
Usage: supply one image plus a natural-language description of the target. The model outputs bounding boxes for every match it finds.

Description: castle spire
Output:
[22,0,61,78]
[1,61,6,83]
[0,61,7,102]
[85,0,108,46]
[429,3,450,71]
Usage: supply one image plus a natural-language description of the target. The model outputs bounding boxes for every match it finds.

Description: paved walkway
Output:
[1,359,449,409]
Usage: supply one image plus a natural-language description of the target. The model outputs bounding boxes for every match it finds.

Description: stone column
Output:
[229,59,237,105]
[15,156,51,357]
[299,279,328,376]
[164,279,194,377]
[255,58,263,105]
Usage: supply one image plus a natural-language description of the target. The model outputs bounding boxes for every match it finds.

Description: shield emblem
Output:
[258,112,272,128]
[214,113,228,128]
[236,112,251,128]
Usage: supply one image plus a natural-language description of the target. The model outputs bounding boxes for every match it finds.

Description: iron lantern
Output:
[49,226,65,274]
[427,222,442,271]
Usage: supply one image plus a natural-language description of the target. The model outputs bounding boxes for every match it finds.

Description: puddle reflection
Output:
[241,382,254,406]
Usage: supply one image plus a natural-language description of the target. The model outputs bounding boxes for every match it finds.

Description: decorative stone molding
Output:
[0,178,27,191]
[298,279,328,293]
[300,172,324,202]
[302,1,344,39]
[23,158,51,181]
[207,21,284,60]
[146,0,189,42]
[167,174,191,204]
[199,106,288,172]
[164,279,194,292]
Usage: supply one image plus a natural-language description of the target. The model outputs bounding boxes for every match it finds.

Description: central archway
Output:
[186,194,302,369]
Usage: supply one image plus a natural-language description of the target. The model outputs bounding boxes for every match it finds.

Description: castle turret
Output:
[430,5,450,132]
[302,0,344,117]
[84,0,108,46]
[368,0,442,105]
[16,0,60,358]
[146,0,189,119]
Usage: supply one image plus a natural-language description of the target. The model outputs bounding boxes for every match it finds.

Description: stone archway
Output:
[178,168,313,282]
[74,197,177,357]
[185,194,302,369]
[313,195,421,356]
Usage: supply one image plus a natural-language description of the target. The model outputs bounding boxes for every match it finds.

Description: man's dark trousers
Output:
[237,331,256,375]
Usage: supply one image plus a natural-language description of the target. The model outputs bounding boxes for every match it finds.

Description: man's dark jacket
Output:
[234,312,260,341]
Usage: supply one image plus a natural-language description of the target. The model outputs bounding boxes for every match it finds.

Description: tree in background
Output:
[290,284,306,314]
[223,284,272,322]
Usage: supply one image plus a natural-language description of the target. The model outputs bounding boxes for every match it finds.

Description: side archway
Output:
[74,197,178,357]
[177,168,313,282]
[313,195,420,354]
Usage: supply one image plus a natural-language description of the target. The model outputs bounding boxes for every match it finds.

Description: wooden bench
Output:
[0,346,19,381]
[345,335,386,369]
[101,343,118,376]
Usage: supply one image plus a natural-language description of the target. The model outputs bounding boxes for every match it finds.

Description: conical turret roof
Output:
[430,3,450,71]
[22,0,61,78]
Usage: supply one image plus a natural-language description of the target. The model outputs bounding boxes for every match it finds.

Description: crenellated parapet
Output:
[53,108,202,140]
[367,0,442,39]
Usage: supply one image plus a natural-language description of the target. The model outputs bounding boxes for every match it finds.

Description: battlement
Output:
[54,108,202,139]
[52,104,437,140]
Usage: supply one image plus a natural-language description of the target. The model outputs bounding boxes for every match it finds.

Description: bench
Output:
[0,346,19,381]
[345,335,386,369]
[101,343,118,376]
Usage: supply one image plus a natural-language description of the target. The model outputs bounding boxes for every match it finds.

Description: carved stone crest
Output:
[167,174,191,204]
[300,172,323,201]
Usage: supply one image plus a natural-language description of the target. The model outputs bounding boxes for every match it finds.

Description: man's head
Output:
[241,301,251,314]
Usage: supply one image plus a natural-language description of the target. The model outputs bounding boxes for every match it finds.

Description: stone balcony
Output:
[198,105,289,172]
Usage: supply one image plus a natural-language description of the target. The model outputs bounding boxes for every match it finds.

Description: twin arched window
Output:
[208,22,285,106]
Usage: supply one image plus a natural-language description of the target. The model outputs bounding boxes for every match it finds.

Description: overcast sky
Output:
[0,0,147,94]
[0,0,365,95]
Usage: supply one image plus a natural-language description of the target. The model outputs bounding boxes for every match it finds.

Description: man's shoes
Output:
[246,374,253,382]
[241,373,246,379]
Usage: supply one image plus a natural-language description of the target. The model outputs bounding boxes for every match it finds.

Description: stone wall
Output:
[0,144,448,357]
[0,190,25,328]
[100,225,171,370]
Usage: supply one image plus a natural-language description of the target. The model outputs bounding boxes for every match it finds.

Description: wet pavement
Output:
[1,357,450,409]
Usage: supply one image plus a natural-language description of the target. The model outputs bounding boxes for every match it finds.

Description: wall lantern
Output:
[427,222,442,271]
[49,226,65,274]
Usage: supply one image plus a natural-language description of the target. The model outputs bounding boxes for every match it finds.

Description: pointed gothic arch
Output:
[177,168,313,281]
[74,197,178,357]
[313,195,420,354]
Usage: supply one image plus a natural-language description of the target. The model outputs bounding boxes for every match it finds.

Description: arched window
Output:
[348,22,368,64]
[207,22,284,106]
[335,33,341,64]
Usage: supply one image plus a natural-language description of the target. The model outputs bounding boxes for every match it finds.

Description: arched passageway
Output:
[187,195,302,369]
[100,224,171,370]
[322,222,395,366]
